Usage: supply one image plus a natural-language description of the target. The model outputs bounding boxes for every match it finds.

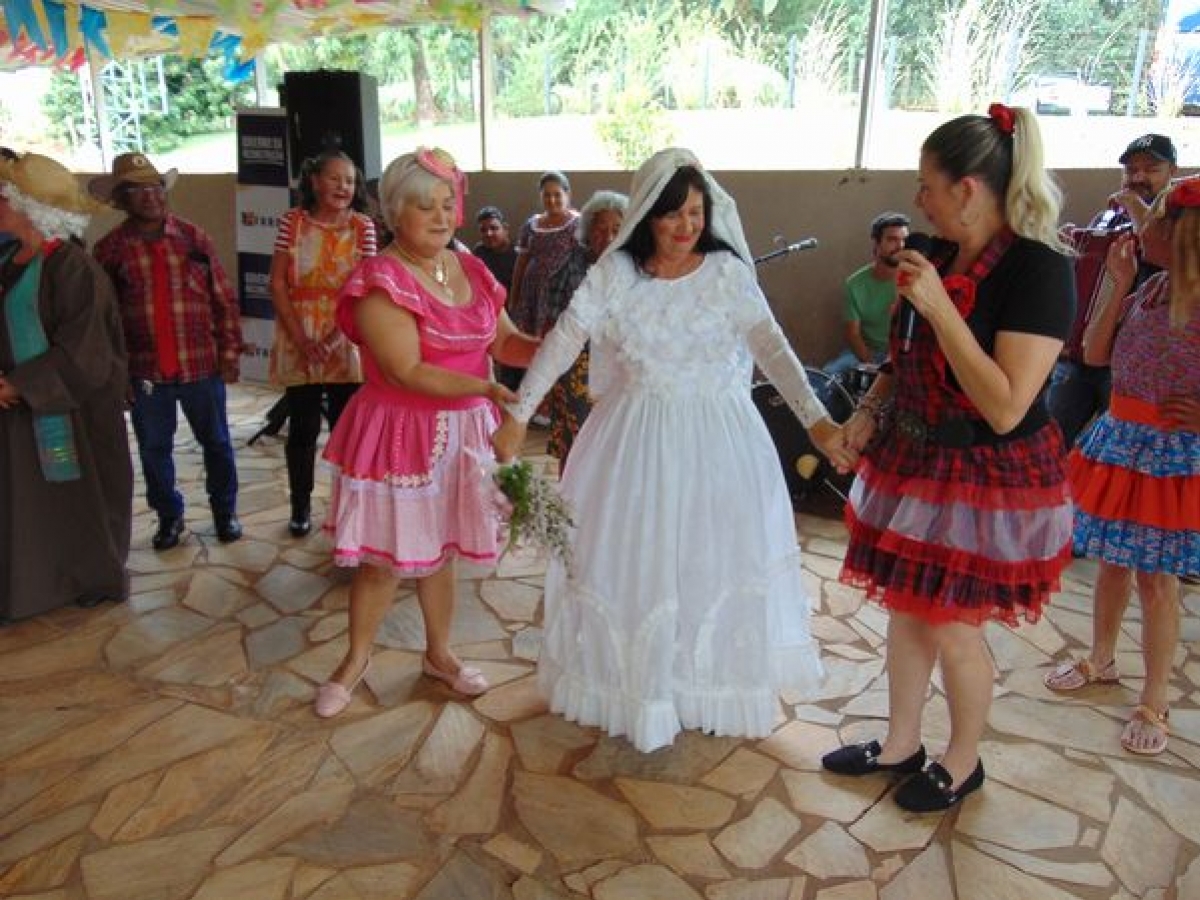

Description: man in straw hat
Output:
[91,153,243,549]
[0,151,133,621]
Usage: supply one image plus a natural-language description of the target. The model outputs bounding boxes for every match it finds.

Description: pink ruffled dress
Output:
[322,253,505,576]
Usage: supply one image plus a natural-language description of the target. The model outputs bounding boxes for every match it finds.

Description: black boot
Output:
[286,445,316,537]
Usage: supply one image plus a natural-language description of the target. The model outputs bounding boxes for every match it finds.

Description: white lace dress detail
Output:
[518,251,826,752]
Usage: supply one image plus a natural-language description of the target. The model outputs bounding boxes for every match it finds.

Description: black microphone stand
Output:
[753,238,819,267]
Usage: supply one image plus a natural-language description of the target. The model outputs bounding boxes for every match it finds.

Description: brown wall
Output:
[83,167,1126,367]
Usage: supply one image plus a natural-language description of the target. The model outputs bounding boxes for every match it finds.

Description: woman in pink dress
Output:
[313,148,539,717]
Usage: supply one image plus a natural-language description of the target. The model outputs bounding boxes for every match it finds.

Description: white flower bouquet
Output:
[490,459,575,567]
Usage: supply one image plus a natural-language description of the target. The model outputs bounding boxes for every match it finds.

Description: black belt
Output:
[895,410,994,448]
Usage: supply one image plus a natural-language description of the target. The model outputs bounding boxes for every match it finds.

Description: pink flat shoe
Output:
[314,657,371,718]
[422,656,489,696]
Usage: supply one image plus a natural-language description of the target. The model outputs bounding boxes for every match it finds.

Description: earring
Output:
[958,208,979,228]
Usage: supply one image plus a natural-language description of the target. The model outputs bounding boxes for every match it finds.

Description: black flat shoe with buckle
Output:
[821,740,927,777]
[894,759,985,812]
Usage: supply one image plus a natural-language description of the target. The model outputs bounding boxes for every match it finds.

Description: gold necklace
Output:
[391,243,452,296]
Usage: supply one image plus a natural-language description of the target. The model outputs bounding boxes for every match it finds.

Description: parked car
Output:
[1012,75,1112,115]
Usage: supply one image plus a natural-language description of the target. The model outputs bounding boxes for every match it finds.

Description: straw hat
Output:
[0,152,99,215]
[87,152,179,205]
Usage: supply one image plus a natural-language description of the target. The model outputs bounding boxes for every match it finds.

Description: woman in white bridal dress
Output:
[493,148,848,752]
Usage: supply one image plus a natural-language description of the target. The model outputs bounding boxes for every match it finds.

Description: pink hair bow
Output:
[416,147,468,228]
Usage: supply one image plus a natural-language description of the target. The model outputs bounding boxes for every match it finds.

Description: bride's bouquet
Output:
[489,459,575,568]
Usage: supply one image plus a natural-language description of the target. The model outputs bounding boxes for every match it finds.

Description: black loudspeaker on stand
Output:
[281,70,382,182]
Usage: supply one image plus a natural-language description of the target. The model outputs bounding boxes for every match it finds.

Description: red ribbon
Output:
[933,275,979,408]
[987,102,1015,136]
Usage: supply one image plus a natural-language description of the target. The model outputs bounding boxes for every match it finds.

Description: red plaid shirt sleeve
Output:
[189,223,242,370]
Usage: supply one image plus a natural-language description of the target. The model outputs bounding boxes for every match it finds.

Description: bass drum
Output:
[752,368,854,508]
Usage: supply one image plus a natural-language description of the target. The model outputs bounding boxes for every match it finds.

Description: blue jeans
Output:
[129,376,239,520]
[823,348,887,379]
[1048,360,1111,447]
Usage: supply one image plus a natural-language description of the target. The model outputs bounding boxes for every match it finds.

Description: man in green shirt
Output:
[824,211,908,379]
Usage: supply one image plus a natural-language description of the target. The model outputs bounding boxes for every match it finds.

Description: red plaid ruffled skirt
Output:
[841,422,1074,626]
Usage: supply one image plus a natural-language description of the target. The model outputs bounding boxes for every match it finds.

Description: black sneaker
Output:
[894,760,985,813]
[152,516,185,551]
[822,740,926,777]
[214,514,243,543]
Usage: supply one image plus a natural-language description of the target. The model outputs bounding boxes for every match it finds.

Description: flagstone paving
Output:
[2,383,1199,899]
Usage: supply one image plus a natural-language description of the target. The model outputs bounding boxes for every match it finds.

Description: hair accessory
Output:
[416,146,467,227]
[987,103,1015,136]
[1167,177,1200,213]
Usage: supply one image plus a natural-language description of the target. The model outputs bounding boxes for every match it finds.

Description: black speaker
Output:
[282,70,381,182]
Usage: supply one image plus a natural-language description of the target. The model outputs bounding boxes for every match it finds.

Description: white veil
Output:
[604,147,754,267]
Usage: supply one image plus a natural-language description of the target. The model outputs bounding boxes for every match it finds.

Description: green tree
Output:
[41,55,252,153]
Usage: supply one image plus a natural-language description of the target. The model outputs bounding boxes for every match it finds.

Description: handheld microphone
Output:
[897,232,933,353]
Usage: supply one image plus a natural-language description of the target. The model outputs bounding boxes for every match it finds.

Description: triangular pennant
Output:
[175,15,216,58]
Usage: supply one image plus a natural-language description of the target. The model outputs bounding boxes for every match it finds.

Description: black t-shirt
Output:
[953,236,1076,437]
[472,244,517,291]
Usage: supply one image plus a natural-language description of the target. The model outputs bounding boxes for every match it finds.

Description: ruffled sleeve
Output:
[336,255,426,345]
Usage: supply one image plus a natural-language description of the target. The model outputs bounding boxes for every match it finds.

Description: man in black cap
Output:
[1048,133,1178,446]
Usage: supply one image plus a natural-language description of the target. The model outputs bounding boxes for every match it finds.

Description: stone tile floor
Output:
[2,383,1200,900]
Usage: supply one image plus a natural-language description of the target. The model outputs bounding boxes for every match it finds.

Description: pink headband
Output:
[416,147,468,228]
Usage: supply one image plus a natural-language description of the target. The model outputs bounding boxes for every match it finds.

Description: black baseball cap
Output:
[1119,134,1177,165]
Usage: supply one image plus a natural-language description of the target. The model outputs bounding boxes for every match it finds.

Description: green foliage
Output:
[595,88,676,169]
[264,26,478,124]
[32,0,1189,160]
[41,56,251,153]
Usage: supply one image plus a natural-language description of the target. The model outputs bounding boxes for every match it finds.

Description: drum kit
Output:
[752,363,877,510]
[750,236,879,511]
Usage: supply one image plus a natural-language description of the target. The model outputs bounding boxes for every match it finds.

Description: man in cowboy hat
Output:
[91,153,243,549]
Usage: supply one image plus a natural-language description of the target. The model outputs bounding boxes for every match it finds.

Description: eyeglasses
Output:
[121,183,164,196]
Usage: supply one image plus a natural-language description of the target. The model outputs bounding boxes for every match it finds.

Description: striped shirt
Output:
[94,215,242,383]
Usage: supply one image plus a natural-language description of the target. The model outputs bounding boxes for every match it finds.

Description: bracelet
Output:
[854,395,893,427]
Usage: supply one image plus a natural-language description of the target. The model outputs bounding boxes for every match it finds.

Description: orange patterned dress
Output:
[269,208,376,386]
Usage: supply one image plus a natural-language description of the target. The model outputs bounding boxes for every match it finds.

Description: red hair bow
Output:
[1167,177,1200,213]
[987,103,1015,136]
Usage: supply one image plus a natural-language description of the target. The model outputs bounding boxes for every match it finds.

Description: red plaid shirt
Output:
[94,215,242,382]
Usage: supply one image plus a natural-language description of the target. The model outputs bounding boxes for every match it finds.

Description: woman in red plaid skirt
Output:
[821,105,1076,812]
